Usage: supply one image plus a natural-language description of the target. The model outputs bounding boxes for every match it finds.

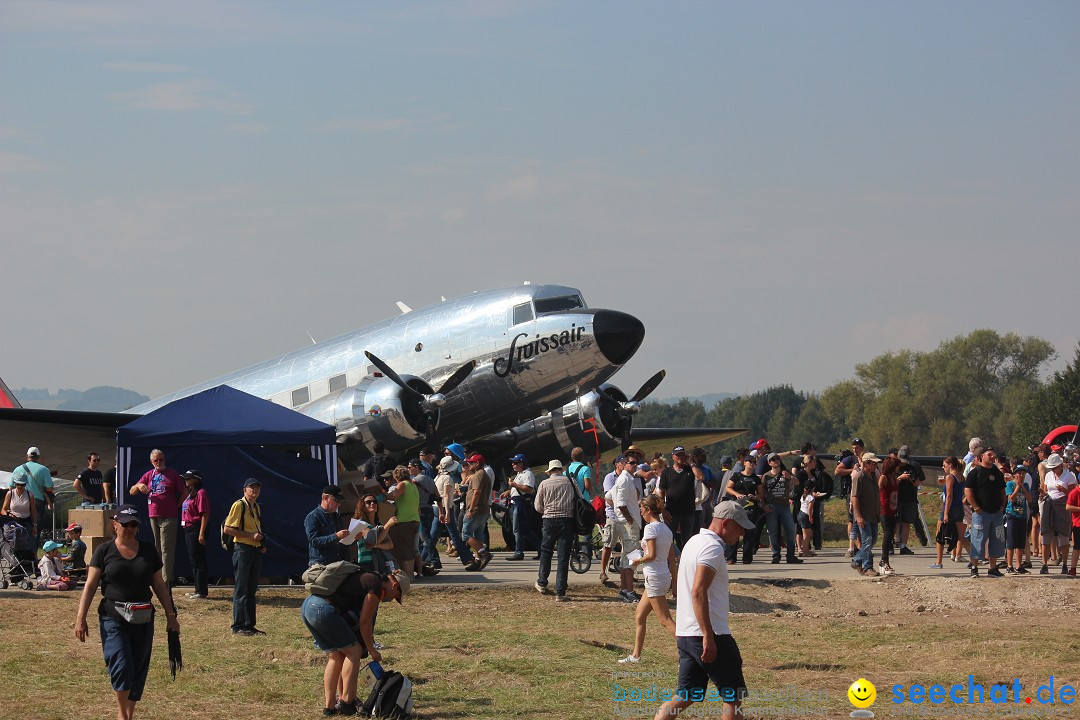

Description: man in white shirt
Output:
[598,456,625,585]
[613,456,644,603]
[653,502,755,720]
[503,453,540,560]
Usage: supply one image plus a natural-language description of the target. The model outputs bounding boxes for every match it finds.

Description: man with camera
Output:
[224,478,267,636]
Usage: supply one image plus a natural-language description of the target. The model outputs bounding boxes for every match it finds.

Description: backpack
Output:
[302,561,364,596]
[568,475,596,536]
[569,463,606,525]
[361,670,414,718]
[220,500,246,552]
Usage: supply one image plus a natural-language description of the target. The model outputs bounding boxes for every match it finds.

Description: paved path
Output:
[410,544,1008,588]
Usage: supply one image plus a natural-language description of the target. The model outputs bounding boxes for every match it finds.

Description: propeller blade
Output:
[597,387,623,407]
[364,351,425,403]
[575,393,585,430]
[435,360,476,396]
[621,417,634,453]
[630,369,666,403]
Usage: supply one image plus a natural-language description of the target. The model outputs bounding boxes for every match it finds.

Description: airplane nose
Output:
[593,310,645,366]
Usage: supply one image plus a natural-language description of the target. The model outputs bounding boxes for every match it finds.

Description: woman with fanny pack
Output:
[74,504,179,720]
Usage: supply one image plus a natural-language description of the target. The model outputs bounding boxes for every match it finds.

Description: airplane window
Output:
[328,374,347,393]
[291,387,310,407]
[512,302,534,325]
[534,295,584,315]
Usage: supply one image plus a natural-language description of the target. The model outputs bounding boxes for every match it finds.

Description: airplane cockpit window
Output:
[328,374,347,393]
[534,294,584,315]
[291,387,310,407]
[512,302,534,325]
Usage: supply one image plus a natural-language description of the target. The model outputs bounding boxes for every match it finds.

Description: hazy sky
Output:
[3,1,1078,403]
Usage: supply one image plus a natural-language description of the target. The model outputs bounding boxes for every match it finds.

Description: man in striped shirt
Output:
[534,459,577,602]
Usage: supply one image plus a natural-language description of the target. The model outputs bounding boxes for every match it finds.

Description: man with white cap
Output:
[1039,452,1076,574]
[9,446,55,527]
[533,459,578,602]
[652,501,755,720]
[850,452,882,577]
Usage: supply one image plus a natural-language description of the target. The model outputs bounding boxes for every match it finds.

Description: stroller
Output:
[1,520,37,590]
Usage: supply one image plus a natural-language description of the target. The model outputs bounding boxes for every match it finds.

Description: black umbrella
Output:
[168,628,183,679]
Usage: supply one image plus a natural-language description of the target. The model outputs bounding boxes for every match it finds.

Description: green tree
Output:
[1016,343,1080,452]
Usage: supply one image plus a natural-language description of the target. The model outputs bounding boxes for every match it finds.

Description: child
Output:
[797,480,816,557]
[61,522,86,574]
[37,540,73,591]
[1005,472,1032,573]
[1065,481,1080,578]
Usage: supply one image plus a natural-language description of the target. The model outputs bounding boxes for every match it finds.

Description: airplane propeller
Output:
[364,350,476,451]
[596,369,666,452]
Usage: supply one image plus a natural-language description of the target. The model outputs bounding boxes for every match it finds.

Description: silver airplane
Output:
[0,284,744,478]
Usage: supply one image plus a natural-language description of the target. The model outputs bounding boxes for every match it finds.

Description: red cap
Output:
[65,522,82,532]
[466,453,485,464]
[1051,444,1063,452]
[751,439,768,450]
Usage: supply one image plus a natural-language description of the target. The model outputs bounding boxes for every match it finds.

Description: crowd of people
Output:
[4,433,1080,720]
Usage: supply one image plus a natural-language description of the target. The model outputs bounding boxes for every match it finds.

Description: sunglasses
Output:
[363,499,378,505]
[117,521,139,528]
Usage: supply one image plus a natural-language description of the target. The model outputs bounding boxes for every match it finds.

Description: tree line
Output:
[638,329,1078,460]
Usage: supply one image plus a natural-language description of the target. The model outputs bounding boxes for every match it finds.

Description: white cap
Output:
[26,446,40,457]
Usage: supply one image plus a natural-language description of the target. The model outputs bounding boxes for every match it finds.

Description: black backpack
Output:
[568,475,596,536]
[361,670,414,718]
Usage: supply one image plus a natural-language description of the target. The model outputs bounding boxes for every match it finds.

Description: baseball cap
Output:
[718,455,734,469]
[65,522,82,532]
[851,437,864,446]
[510,453,528,464]
[801,454,815,466]
[466,453,485,465]
[637,463,651,472]
[1045,453,1064,469]
[614,454,627,463]
[713,502,756,530]
[11,475,27,485]
[766,452,779,462]
[182,470,202,481]
[42,540,63,552]
[390,569,410,604]
[26,446,40,457]
[112,505,141,523]
[321,484,344,500]
[243,478,262,488]
[750,439,767,450]
[407,459,423,467]
[672,446,687,455]
[860,452,880,464]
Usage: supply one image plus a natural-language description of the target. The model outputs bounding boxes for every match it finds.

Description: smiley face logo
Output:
[848,678,876,709]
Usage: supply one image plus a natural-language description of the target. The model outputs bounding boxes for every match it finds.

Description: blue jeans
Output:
[434,505,473,565]
[419,506,438,565]
[232,544,262,632]
[99,612,154,701]
[854,521,878,571]
[969,510,1005,562]
[766,500,798,559]
[537,517,575,597]
[512,495,541,556]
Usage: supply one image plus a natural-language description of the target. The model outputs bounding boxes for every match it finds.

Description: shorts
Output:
[796,512,811,530]
[969,511,1005,561]
[940,507,964,524]
[1005,516,1028,550]
[301,594,361,652]
[462,511,489,543]
[611,522,640,570]
[600,522,615,548]
[1073,527,1080,547]
[676,634,747,702]
[643,569,671,598]
[99,613,154,701]
[897,502,918,525]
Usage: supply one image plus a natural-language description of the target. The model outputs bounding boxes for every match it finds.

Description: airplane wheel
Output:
[571,548,592,574]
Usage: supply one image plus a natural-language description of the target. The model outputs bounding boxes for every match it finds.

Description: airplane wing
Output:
[0,408,137,479]
[605,427,748,462]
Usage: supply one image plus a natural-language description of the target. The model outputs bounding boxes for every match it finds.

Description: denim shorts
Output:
[301,595,360,652]
[462,511,489,542]
[969,511,1005,560]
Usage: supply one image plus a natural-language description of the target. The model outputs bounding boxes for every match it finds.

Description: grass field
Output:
[7,564,1080,720]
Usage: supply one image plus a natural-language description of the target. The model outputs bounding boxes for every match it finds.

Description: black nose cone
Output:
[593,310,645,365]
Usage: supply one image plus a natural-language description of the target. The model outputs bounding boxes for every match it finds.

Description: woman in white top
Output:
[619,494,676,664]
[1,476,37,532]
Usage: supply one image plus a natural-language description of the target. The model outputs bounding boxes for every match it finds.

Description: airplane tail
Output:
[0,376,22,409]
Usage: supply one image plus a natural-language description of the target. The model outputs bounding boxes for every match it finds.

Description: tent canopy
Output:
[116,385,338,579]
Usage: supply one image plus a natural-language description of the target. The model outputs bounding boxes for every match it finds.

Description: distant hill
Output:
[653,392,738,410]
[15,386,149,412]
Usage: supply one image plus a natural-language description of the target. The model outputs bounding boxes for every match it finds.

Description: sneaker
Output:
[323,707,339,717]
[477,549,493,570]
[1021,560,1033,569]
[970,566,979,578]
[899,547,915,555]
[987,568,1003,578]
[844,550,854,558]
[250,627,266,635]
[1063,564,1070,575]
[786,556,803,564]
[372,640,384,650]
[1040,565,1049,575]
[232,628,256,636]
[618,654,640,664]
[508,554,525,561]
[879,564,895,576]
[861,568,879,577]
[1069,568,1077,577]
[851,561,862,571]
[555,595,569,603]
[929,563,943,569]
[1004,566,1016,574]
[618,589,638,604]
[534,581,548,595]
[334,700,357,717]
[1016,566,1029,575]
[771,557,781,564]
[464,560,482,571]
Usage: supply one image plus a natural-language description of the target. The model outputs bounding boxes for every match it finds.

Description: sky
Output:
[2,1,1078,403]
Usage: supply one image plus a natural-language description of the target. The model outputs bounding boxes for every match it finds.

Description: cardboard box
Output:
[86,535,113,556]
[68,507,114,539]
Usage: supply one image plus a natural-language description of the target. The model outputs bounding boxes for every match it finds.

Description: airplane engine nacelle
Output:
[298,375,432,454]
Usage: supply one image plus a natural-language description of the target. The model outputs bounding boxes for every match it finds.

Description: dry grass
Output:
[6,573,1079,720]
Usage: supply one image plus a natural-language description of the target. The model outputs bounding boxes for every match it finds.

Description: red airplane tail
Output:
[0,376,21,409]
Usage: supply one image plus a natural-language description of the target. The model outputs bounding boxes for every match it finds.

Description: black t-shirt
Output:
[659,466,696,515]
[732,472,761,500]
[77,468,105,504]
[966,464,1006,514]
[103,467,117,494]
[897,460,924,503]
[90,540,163,605]
[763,472,790,502]
[327,571,384,614]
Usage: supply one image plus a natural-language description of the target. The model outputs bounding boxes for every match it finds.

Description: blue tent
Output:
[116,385,338,579]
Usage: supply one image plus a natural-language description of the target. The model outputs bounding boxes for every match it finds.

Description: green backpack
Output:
[302,561,364,596]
